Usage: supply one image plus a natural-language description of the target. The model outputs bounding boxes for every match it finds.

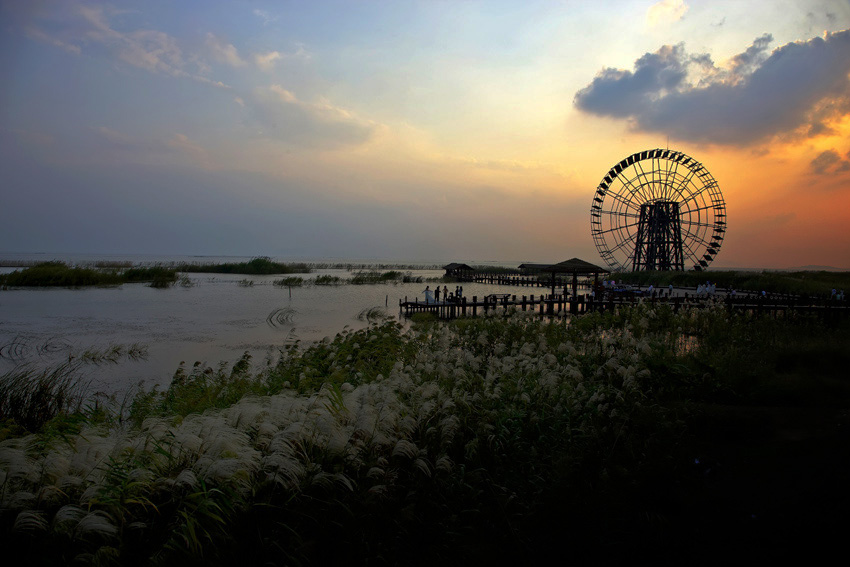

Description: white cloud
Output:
[646,0,689,28]
[205,33,246,67]
[254,51,282,72]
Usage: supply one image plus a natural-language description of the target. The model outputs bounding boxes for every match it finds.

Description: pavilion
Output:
[540,257,610,303]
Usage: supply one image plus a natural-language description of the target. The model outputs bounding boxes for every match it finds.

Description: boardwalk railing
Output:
[452,272,594,289]
[400,293,850,323]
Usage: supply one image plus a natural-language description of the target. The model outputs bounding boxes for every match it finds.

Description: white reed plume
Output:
[174,468,199,490]
[8,490,36,510]
[39,452,72,485]
[13,509,48,533]
[391,439,419,461]
[52,503,86,528]
[76,510,119,540]
[262,451,306,491]
[412,457,432,478]
[435,455,454,475]
[35,484,65,507]
[0,443,38,489]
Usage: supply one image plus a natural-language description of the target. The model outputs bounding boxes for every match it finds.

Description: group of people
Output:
[422,285,463,304]
[831,288,846,300]
[696,281,717,297]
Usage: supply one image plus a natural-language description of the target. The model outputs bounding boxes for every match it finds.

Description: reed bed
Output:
[177,258,311,275]
[0,263,177,288]
[0,343,147,432]
[1,304,848,564]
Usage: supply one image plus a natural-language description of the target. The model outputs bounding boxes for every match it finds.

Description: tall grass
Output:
[1,305,847,563]
[349,270,405,284]
[0,343,147,432]
[0,262,123,287]
[314,274,343,285]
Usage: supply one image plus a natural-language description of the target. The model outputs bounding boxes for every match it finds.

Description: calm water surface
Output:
[0,265,523,392]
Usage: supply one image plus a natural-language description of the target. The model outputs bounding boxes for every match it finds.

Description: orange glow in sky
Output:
[1,1,849,269]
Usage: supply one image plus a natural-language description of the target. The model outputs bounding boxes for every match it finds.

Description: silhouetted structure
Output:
[632,201,685,271]
[443,263,474,278]
[590,149,726,272]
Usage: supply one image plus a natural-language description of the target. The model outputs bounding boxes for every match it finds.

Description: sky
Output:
[1,0,849,269]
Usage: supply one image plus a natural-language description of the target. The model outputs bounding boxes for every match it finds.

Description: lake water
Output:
[0,256,536,393]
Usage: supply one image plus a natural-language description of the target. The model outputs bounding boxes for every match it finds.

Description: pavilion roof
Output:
[443,262,474,271]
[517,263,553,271]
[541,257,610,274]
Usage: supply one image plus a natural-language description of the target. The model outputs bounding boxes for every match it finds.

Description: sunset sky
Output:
[2,0,849,269]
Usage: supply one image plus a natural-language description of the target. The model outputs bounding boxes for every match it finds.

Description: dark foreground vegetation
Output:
[1,303,849,565]
[0,262,177,288]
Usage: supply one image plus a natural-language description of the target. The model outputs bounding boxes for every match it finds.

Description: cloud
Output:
[206,33,246,67]
[253,9,277,26]
[574,30,850,145]
[25,26,82,54]
[810,149,850,175]
[22,4,231,89]
[167,133,210,164]
[254,51,282,72]
[247,85,375,149]
[93,126,137,148]
[77,6,184,75]
[646,0,689,27]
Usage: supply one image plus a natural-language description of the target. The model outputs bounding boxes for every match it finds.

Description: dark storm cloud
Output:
[574,30,850,145]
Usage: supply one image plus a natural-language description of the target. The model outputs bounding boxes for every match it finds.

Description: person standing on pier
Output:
[435,286,441,302]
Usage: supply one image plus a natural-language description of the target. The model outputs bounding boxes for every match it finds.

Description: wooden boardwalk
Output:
[400,293,579,318]
[400,292,850,323]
